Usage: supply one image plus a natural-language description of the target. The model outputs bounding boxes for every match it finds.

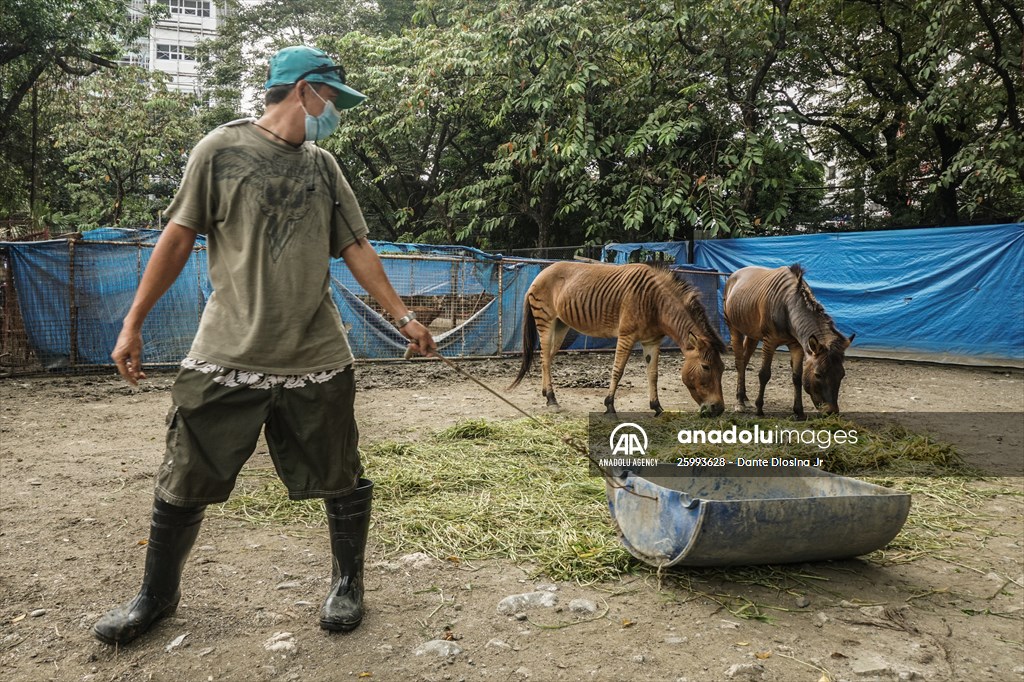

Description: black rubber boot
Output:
[320,478,373,632]
[93,498,205,645]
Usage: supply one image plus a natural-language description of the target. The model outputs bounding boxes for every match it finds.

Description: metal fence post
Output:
[68,238,78,368]
[497,261,504,355]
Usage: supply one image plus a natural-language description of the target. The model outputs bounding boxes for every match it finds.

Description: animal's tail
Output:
[509,300,537,389]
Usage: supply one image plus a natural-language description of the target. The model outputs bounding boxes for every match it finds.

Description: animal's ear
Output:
[688,331,703,350]
[845,332,856,348]
[807,335,824,355]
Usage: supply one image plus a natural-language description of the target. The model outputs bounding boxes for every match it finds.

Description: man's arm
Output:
[340,238,437,356]
[111,221,199,385]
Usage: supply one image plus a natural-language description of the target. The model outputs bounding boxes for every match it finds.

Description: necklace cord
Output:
[252,121,302,149]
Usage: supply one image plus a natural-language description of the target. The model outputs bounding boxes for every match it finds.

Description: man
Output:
[94,46,435,645]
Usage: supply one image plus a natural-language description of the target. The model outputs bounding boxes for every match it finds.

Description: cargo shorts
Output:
[154,361,361,506]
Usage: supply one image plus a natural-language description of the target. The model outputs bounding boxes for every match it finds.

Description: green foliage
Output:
[425,0,826,247]
[787,0,1024,226]
[320,26,500,241]
[50,69,203,229]
[199,0,417,116]
[1,0,154,219]
[436,1,619,248]
[199,1,471,242]
[3,0,1020,240]
[0,0,150,126]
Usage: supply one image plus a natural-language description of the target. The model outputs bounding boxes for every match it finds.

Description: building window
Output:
[156,43,197,61]
[122,52,150,68]
[162,0,211,18]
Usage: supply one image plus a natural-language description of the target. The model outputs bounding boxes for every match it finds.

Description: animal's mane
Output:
[788,263,846,351]
[647,265,727,353]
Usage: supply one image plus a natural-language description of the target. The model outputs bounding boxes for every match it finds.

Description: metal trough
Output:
[605,465,911,567]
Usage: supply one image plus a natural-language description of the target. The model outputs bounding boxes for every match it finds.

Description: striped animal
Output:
[510,262,726,417]
[723,264,854,418]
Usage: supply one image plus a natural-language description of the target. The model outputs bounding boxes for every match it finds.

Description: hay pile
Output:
[216,413,986,582]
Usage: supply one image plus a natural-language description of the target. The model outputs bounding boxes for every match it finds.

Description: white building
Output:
[125,0,230,97]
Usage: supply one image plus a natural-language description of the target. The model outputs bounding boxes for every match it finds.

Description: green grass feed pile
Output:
[216,413,992,582]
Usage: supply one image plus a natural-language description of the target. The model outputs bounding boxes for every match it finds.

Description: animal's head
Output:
[682,331,725,417]
[803,332,855,415]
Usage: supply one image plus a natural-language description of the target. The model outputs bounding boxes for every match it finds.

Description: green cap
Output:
[264,46,366,110]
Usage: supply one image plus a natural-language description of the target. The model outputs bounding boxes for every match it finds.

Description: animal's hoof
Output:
[793,413,807,422]
[546,404,565,414]
[733,404,749,413]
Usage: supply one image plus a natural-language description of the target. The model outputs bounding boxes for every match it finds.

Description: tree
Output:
[196,0,831,248]
[438,0,625,249]
[50,68,203,229]
[656,0,825,235]
[0,0,151,140]
[436,0,825,247]
[29,0,1010,244]
[198,0,418,116]
[312,24,503,243]
[784,0,1024,226]
[0,0,154,219]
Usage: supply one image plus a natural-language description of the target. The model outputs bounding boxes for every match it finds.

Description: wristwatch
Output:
[395,311,417,329]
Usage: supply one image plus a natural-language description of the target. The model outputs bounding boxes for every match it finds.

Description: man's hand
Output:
[112,327,146,385]
[112,326,146,386]
[109,221,197,386]
[400,319,437,357]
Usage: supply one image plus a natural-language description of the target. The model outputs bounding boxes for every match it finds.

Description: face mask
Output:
[302,86,341,141]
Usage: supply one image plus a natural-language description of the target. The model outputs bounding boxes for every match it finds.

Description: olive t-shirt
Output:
[164,119,368,374]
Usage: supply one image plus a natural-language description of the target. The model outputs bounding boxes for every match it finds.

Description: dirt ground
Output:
[1,353,1022,682]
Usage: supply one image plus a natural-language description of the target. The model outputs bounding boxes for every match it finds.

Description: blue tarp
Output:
[3,223,1021,368]
[694,223,1024,365]
[330,258,543,358]
[369,240,502,261]
[601,241,689,264]
[1,229,543,366]
[3,229,210,368]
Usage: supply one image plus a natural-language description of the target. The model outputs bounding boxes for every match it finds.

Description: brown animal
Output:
[510,262,726,417]
[723,264,854,418]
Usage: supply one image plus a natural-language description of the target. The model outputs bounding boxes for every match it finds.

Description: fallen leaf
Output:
[736,641,749,646]
[358,673,372,678]
[165,632,189,653]
[755,651,772,660]
[137,539,148,546]
[11,614,26,623]
[621,619,634,628]
[818,675,831,682]
[830,652,848,659]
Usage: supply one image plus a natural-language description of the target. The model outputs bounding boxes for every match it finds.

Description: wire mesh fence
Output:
[0,231,727,376]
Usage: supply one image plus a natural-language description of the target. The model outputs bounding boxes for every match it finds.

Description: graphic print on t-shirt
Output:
[213,147,315,261]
